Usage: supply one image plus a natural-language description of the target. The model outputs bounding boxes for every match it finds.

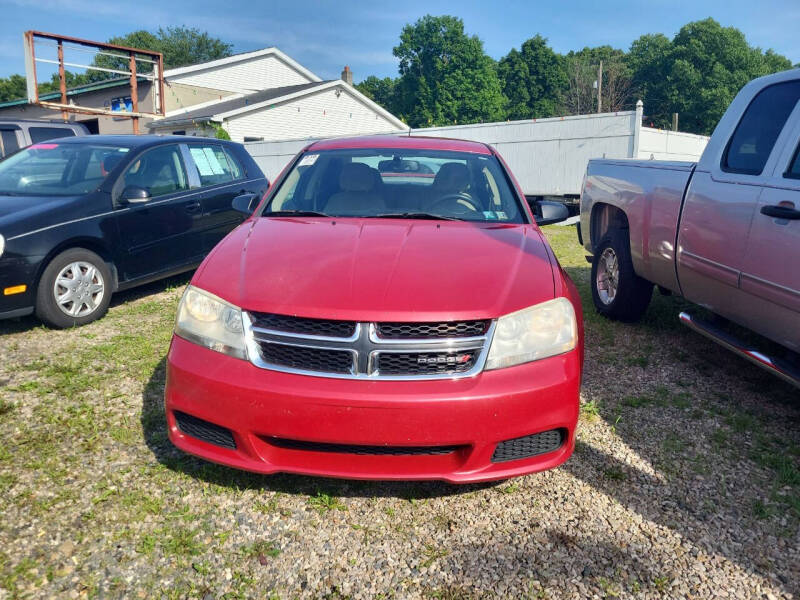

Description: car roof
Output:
[46,134,237,148]
[307,135,493,155]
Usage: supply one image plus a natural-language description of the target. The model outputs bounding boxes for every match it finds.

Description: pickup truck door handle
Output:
[185,201,202,213]
[760,204,800,220]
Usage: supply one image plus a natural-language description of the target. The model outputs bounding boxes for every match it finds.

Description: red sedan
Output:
[164,136,583,483]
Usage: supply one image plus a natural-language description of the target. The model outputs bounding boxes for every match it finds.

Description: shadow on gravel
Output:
[0,270,193,337]
[141,356,497,501]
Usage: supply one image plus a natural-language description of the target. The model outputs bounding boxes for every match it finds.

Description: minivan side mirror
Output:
[232,193,259,215]
[120,185,151,204]
[533,200,570,226]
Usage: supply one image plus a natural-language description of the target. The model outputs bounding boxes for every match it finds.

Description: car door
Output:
[112,143,205,281]
[737,103,800,352]
[184,142,249,252]
[676,80,800,324]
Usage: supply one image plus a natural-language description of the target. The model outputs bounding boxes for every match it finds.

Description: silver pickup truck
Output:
[579,69,800,387]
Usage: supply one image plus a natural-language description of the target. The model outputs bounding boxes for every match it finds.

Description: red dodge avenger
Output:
[164,136,583,483]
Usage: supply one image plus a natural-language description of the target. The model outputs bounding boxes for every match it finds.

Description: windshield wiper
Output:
[371,212,460,221]
[263,209,330,217]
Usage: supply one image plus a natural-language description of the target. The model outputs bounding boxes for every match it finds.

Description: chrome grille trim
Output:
[243,313,496,380]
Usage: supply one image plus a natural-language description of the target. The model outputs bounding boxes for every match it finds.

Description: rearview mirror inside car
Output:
[232,193,259,215]
[533,200,570,226]
[120,185,151,204]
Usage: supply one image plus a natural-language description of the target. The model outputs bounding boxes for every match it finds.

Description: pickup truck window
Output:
[723,80,800,176]
[786,145,800,179]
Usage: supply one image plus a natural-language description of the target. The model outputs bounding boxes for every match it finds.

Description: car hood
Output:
[196,217,556,322]
[0,194,88,237]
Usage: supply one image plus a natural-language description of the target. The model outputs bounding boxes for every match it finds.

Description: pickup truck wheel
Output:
[35,248,113,329]
[591,230,652,322]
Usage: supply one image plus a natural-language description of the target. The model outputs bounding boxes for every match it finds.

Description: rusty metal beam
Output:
[37,101,153,118]
[129,52,139,135]
[27,30,162,60]
[57,40,67,120]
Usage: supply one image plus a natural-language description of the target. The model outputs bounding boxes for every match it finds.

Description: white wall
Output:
[637,127,709,161]
[225,85,404,144]
[417,112,639,196]
[168,54,314,94]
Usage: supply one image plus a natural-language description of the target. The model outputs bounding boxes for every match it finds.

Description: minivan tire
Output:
[35,248,113,328]
[590,229,652,322]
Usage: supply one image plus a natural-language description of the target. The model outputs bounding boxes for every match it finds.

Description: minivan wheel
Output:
[590,229,653,322]
[35,248,113,328]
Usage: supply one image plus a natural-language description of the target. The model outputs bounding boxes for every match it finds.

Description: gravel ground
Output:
[1,225,798,599]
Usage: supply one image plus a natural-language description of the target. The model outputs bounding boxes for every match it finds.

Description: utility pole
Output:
[672,112,679,131]
[597,60,603,113]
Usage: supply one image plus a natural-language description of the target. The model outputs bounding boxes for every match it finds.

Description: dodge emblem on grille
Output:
[417,354,472,365]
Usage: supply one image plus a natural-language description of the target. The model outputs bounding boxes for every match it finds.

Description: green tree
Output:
[564,45,631,115]
[630,19,793,133]
[106,27,232,69]
[355,76,399,114]
[498,35,567,120]
[0,74,28,103]
[392,15,506,127]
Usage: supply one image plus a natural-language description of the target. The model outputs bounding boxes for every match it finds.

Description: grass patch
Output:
[307,491,347,514]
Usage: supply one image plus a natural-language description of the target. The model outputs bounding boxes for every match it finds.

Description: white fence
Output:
[244,104,709,197]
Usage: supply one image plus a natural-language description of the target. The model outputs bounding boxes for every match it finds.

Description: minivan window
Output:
[28,126,77,144]
[723,80,800,175]
[188,144,238,187]
[0,142,130,196]
[1,129,20,157]
[266,148,525,223]
[120,145,188,199]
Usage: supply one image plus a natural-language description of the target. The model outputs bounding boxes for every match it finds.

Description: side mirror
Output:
[120,185,151,204]
[232,193,259,215]
[533,200,570,226]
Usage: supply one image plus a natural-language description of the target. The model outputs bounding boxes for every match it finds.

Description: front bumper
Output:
[165,335,580,483]
[0,255,41,318]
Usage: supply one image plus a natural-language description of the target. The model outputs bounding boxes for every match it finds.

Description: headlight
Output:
[485,297,577,370]
[0,234,5,258]
[175,285,246,359]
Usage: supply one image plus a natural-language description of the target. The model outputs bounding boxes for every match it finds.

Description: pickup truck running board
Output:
[679,312,800,388]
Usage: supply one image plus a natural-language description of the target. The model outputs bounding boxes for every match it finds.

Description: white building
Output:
[147,48,407,142]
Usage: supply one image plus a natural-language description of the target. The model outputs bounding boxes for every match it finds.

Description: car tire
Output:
[35,248,113,329]
[590,229,652,322]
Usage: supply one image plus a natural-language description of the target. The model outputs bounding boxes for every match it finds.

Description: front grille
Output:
[491,429,566,463]
[376,320,489,339]
[250,312,356,338]
[246,313,493,379]
[174,411,236,449]
[376,351,478,375]
[267,437,462,456]
[258,342,353,374]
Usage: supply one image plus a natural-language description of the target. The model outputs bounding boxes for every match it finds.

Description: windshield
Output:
[264,148,526,223]
[0,142,131,197]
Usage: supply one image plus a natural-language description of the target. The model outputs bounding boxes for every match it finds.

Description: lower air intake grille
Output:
[267,437,461,456]
[174,411,236,449]
[377,351,477,375]
[258,342,353,374]
[491,428,566,463]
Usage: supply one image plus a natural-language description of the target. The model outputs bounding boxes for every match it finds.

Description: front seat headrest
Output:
[339,163,376,192]
[432,162,469,192]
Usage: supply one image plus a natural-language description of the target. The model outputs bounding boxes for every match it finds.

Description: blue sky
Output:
[1,0,798,83]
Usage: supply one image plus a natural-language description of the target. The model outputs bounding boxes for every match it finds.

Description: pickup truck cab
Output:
[580,69,800,387]
[164,135,583,483]
[0,119,88,158]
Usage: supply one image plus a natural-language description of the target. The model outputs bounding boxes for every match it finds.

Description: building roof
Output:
[148,81,330,128]
[148,81,408,131]
[308,135,492,155]
[164,47,322,84]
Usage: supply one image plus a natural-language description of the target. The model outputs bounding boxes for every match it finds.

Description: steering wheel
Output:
[429,192,480,216]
